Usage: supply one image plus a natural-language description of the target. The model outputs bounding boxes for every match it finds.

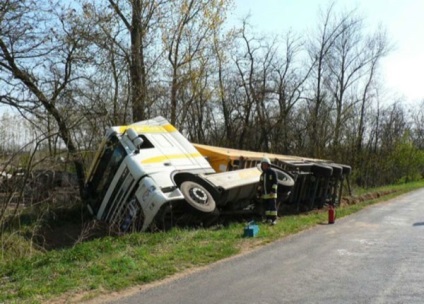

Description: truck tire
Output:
[341,164,352,176]
[311,164,333,177]
[328,164,343,178]
[273,167,295,193]
[180,181,217,213]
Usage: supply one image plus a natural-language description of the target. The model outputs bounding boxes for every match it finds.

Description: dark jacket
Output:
[258,168,278,199]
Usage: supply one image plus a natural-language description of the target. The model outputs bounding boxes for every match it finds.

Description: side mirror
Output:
[126,128,144,151]
[133,137,144,149]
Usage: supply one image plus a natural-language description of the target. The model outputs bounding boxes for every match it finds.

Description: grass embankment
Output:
[1,180,424,303]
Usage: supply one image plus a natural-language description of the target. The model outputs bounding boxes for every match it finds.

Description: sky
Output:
[231,0,424,105]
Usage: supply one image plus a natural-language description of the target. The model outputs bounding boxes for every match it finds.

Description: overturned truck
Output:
[83,116,351,232]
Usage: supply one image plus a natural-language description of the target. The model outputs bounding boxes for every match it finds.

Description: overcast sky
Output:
[230,0,424,106]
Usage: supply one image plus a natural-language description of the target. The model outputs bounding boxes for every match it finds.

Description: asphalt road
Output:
[105,188,424,304]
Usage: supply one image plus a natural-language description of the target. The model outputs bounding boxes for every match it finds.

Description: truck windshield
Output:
[86,134,127,214]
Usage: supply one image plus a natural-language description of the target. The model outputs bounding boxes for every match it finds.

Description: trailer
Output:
[193,144,351,212]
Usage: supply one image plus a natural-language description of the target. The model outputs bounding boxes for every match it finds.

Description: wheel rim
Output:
[180,181,216,213]
[188,187,208,205]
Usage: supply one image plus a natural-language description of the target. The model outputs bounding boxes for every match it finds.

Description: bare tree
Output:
[0,0,92,194]
[326,15,390,160]
[161,0,230,126]
[305,3,352,158]
[271,31,312,154]
[76,1,131,127]
[210,27,238,146]
[355,27,390,156]
[107,0,164,122]
[411,100,424,150]
[231,18,273,150]
[358,101,412,186]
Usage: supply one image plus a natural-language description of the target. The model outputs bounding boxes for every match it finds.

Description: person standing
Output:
[257,157,278,225]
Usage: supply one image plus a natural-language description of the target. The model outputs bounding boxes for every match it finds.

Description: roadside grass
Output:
[1,180,423,303]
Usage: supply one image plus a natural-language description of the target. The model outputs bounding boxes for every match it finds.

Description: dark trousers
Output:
[264,198,277,220]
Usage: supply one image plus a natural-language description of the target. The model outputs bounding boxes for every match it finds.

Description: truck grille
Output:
[102,167,135,223]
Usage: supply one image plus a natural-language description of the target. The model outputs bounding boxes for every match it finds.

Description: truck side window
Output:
[138,135,154,149]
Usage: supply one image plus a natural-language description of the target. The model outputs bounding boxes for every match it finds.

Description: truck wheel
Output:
[311,164,333,177]
[274,168,295,187]
[341,165,352,176]
[180,181,216,213]
[329,164,343,178]
[273,168,295,193]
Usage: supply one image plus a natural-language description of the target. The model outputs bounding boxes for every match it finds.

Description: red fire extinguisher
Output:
[328,204,336,224]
